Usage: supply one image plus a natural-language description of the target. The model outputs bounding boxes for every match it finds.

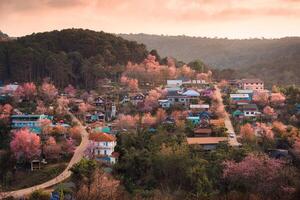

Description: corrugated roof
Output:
[89,132,116,142]
[187,137,228,145]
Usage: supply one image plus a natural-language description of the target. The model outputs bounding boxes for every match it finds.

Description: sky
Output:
[0,0,300,39]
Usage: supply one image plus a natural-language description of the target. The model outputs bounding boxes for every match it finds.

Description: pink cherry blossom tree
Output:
[240,123,256,142]
[256,122,274,140]
[253,92,269,106]
[23,82,37,100]
[10,129,41,161]
[64,84,76,97]
[141,113,156,127]
[43,136,61,160]
[156,108,167,123]
[270,92,286,107]
[272,121,287,137]
[41,81,58,101]
[62,138,75,155]
[263,106,276,118]
[223,153,295,198]
[116,114,138,130]
[36,100,48,114]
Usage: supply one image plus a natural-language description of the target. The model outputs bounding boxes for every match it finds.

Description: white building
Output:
[89,132,117,164]
[158,99,171,108]
[167,80,182,88]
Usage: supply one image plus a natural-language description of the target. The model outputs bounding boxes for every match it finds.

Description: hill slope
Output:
[120,34,300,86]
[0,29,148,88]
[0,31,10,42]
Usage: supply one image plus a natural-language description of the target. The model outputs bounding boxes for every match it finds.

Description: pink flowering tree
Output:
[23,82,37,100]
[253,92,269,106]
[36,100,48,114]
[263,106,276,119]
[256,122,274,140]
[62,138,75,155]
[116,114,138,130]
[57,96,70,114]
[156,108,167,123]
[240,123,256,142]
[270,92,286,107]
[43,136,61,160]
[10,129,41,162]
[143,89,162,112]
[223,153,296,199]
[41,81,58,102]
[141,113,156,127]
[272,121,287,137]
[64,84,76,97]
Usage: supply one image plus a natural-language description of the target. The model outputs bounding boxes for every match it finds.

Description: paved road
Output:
[1,112,89,199]
[215,86,241,147]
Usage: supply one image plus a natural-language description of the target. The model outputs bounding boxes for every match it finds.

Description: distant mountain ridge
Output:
[120,33,300,86]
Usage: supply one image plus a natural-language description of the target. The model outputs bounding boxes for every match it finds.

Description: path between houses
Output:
[215,86,241,147]
[1,112,89,199]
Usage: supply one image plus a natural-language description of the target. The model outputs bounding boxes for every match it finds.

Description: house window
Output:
[246,112,249,114]
[251,112,254,114]
[104,150,107,155]
[175,98,179,102]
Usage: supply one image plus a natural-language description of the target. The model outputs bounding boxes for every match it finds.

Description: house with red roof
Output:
[89,132,117,164]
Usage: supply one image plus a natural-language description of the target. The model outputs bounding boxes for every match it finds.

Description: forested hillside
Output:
[120,34,300,86]
[0,29,148,88]
[0,31,10,42]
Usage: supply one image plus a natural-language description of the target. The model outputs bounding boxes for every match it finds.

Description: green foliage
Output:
[0,29,148,89]
[70,158,98,186]
[114,128,249,198]
[188,60,209,73]
[29,189,50,200]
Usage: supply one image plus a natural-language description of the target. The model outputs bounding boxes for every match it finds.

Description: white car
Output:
[229,133,235,138]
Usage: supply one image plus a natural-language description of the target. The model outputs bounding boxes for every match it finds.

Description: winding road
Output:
[1,113,89,199]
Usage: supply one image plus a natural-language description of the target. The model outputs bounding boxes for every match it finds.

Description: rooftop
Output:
[241,104,258,111]
[89,132,116,142]
[187,137,228,145]
[241,79,263,84]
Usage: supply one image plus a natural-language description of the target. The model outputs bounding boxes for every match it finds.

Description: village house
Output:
[167,80,183,88]
[11,114,53,134]
[167,90,190,106]
[239,79,264,91]
[186,137,228,150]
[236,89,254,100]
[130,93,145,105]
[241,104,260,117]
[230,93,251,105]
[89,132,117,164]
[158,99,171,108]
[190,104,210,111]
[94,96,105,107]
[193,128,212,137]
[85,112,105,123]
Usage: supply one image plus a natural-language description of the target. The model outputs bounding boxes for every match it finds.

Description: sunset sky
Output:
[1,0,300,38]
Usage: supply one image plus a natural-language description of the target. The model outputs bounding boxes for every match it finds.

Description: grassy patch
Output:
[3,162,67,191]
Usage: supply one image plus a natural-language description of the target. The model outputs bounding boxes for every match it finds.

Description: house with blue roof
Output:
[11,114,53,134]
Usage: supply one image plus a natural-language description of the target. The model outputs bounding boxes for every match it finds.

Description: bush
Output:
[29,189,50,200]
